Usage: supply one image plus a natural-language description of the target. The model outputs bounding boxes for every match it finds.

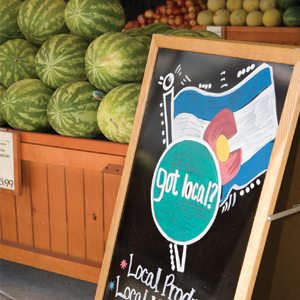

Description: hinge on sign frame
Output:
[102,164,123,175]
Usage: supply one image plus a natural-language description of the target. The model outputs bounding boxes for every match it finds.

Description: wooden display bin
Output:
[0,131,128,283]
[194,26,300,46]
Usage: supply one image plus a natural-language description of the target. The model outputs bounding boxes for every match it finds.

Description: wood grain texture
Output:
[15,161,33,247]
[30,161,50,251]
[65,167,86,260]
[84,169,104,265]
[47,164,68,256]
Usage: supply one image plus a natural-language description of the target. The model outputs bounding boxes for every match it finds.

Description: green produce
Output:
[47,81,101,138]
[0,85,7,126]
[243,0,260,12]
[0,39,38,87]
[263,8,282,26]
[35,34,89,89]
[226,0,243,11]
[276,0,300,10]
[283,6,300,26]
[165,28,204,37]
[197,10,214,25]
[230,9,247,25]
[207,0,226,12]
[0,79,53,131]
[0,0,23,45]
[259,0,277,12]
[65,0,125,41]
[97,83,141,143]
[17,0,68,45]
[213,9,230,25]
[139,23,172,36]
[85,32,148,93]
[246,10,263,26]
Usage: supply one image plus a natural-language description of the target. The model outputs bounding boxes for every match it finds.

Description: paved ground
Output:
[0,259,97,300]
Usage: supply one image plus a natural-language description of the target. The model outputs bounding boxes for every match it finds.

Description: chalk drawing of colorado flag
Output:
[171,63,278,206]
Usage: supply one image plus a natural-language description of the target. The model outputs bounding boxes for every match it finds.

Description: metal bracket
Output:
[267,204,300,222]
[102,164,123,176]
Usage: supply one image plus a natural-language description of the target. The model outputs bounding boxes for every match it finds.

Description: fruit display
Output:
[0,0,298,142]
[85,32,149,92]
[35,34,89,89]
[0,84,7,126]
[282,5,300,26]
[123,0,207,29]
[0,38,38,87]
[47,81,101,138]
[97,83,141,143]
[65,0,126,41]
[196,0,299,26]
[0,0,23,45]
[0,79,53,131]
[17,0,68,45]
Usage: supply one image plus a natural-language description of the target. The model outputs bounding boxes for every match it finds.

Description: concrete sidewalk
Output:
[0,259,97,300]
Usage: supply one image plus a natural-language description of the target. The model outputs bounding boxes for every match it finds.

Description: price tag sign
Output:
[0,130,21,195]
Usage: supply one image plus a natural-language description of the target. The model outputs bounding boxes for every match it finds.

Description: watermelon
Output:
[165,28,203,37]
[35,34,89,89]
[0,79,53,131]
[0,84,7,126]
[0,39,38,87]
[65,0,126,41]
[85,32,148,92]
[47,81,102,138]
[97,83,141,143]
[283,6,300,26]
[0,0,23,45]
[276,0,300,10]
[140,23,172,36]
[17,0,68,46]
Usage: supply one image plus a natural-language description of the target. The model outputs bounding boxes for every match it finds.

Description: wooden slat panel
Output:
[47,164,68,256]
[103,173,121,243]
[66,167,86,260]
[0,243,100,283]
[15,161,33,247]
[0,193,17,243]
[21,143,124,171]
[17,130,128,156]
[84,170,104,265]
[30,161,50,251]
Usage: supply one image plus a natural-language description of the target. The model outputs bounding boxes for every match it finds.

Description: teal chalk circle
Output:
[151,139,221,245]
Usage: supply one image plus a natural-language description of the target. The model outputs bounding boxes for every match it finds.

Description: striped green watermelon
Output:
[0,39,38,87]
[85,32,148,92]
[0,0,23,45]
[65,0,125,41]
[0,79,53,131]
[47,81,102,138]
[17,0,68,46]
[35,34,89,89]
[0,84,7,126]
[97,83,141,143]
[283,6,300,26]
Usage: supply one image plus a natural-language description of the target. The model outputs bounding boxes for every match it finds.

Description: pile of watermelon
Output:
[0,0,219,143]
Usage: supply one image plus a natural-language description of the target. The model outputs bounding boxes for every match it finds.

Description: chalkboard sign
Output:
[96,37,300,300]
[0,129,21,195]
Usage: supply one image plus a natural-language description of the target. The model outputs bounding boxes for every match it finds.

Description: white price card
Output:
[0,130,21,194]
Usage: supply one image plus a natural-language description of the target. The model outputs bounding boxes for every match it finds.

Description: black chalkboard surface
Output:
[96,37,300,300]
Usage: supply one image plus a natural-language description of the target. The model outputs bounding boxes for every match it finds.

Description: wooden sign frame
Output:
[0,129,21,195]
[96,36,300,300]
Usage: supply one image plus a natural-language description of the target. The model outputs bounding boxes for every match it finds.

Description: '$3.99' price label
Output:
[0,131,15,191]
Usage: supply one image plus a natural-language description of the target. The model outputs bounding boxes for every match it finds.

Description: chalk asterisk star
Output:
[120,259,128,270]
[108,281,115,291]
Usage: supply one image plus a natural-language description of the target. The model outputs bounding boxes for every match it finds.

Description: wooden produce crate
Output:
[0,131,128,283]
[194,26,300,46]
